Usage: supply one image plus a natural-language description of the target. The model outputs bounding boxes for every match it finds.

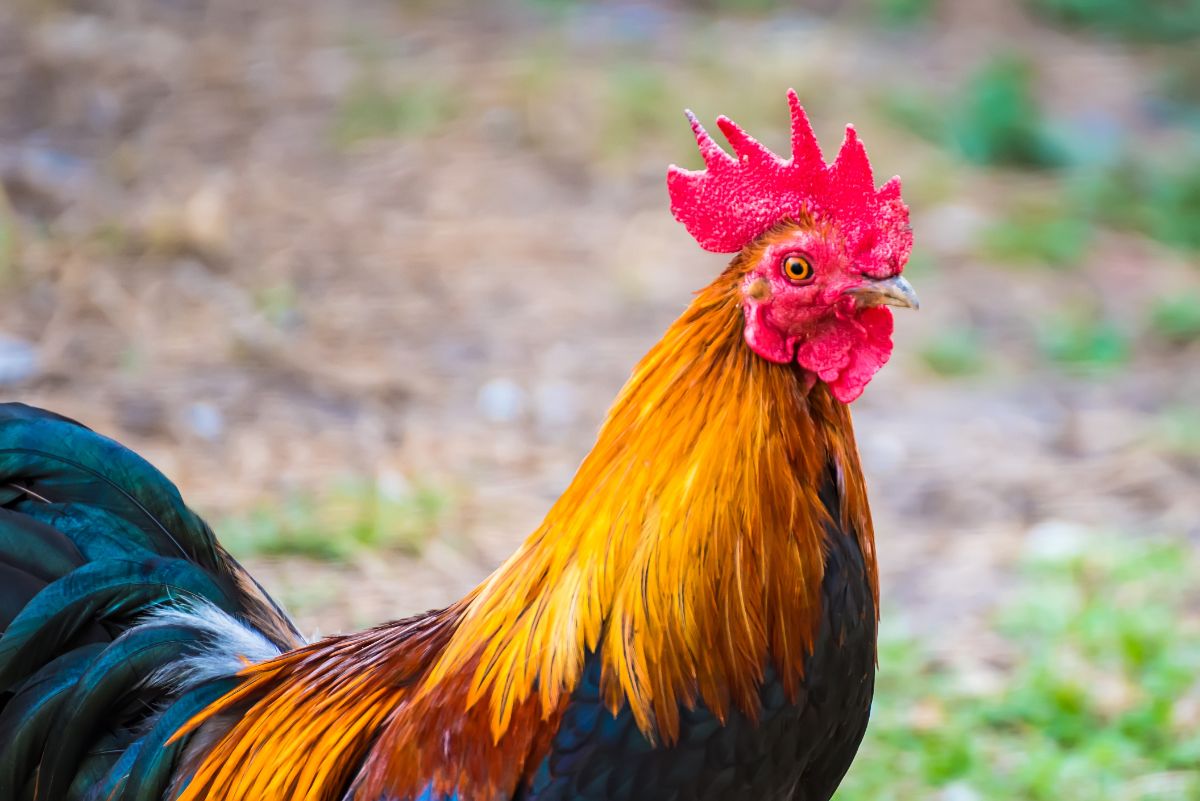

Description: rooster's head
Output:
[668,89,918,403]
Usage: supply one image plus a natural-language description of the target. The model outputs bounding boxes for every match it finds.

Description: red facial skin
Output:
[741,226,896,404]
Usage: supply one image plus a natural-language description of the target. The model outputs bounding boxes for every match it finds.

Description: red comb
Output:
[667,90,912,274]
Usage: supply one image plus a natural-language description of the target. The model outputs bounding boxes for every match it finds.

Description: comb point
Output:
[666,90,910,261]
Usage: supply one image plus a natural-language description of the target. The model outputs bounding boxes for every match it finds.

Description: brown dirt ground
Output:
[1,1,1197,673]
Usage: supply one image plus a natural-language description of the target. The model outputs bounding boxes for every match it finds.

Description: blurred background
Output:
[1,0,1199,797]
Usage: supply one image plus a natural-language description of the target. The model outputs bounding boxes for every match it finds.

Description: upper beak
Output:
[845,275,920,311]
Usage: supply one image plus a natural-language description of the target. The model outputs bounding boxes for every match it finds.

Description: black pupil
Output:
[789,258,808,277]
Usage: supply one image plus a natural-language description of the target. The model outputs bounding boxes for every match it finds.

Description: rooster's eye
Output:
[782,254,814,283]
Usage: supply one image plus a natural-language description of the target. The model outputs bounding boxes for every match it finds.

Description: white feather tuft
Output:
[139,600,288,692]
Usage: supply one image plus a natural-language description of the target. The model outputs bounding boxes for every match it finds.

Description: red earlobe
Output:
[742,302,794,364]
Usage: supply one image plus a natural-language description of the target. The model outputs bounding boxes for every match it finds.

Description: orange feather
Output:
[172,225,879,801]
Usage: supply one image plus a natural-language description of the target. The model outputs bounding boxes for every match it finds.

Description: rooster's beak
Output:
[845,275,920,311]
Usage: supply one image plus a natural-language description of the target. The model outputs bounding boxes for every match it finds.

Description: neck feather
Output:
[426,269,878,740]
[174,270,879,801]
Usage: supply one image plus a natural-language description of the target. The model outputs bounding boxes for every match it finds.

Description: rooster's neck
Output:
[425,268,878,742]
[173,270,881,801]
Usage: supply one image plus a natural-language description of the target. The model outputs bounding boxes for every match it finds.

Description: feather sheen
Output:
[174,256,879,801]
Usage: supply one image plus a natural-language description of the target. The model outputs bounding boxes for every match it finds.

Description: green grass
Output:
[0,183,16,286]
[1158,50,1200,126]
[1038,312,1131,371]
[220,475,453,560]
[680,0,790,12]
[980,211,1092,267]
[882,47,1200,257]
[1148,291,1200,345]
[1152,406,1200,457]
[1074,155,1200,253]
[1027,0,1200,41]
[602,62,675,158]
[952,56,1069,170]
[334,78,458,148]
[885,55,1069,171]
[254,281,301,329]
[869,0,937,28]
[919,327,987,376]
[839,537,1200,801]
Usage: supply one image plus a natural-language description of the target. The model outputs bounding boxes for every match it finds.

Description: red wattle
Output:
[793,307,894,404]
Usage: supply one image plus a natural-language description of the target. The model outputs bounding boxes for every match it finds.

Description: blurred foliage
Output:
[1027,0,1200,41]
[840,537,1200,801]
[602,62,675,157]
[1157,50,1200,126]
[952,57,1069,169]
[254,281,302,330]
[527,0,940,25]
[1152,406,1200,457]
[868,0,938,28]
[1037,312,1130,370]
[881,89,946,144]
[885,55,1068,169]
[678,0,788,12]
[1148,291,1200,345]
[334,78,457,147]
[521,0,583,14]
[980,210,1092,267]
[885,46,1200,254]
[919,328,986,376]
[221,475,452,560]
[1073,155,1200,252]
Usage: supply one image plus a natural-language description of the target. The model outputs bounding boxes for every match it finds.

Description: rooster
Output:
[0,90,917,801]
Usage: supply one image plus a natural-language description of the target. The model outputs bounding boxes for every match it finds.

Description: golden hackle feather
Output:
[173,225,879,801]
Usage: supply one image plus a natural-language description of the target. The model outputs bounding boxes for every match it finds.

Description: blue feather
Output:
[0,644,106,798]
[0,556,236,691]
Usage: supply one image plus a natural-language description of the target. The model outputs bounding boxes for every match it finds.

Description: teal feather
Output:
[34,623,207,801]
[116,677,239,801]
[0,566,48,632]
[0,508,85,582]
[0,557,236,691]
[16,503,168,564]
[0,406,221,570]
[66,729,127,801]
[0,403,299,798]
[0,644,106,799]
[84,740,141,801]
[0,403,79,426]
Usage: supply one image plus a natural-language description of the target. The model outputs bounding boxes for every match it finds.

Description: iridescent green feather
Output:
[0,403,299,800]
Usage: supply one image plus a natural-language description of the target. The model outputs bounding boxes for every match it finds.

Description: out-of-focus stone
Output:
[185,401,225,441]
[0,335,39,386]
[478,377,526,424]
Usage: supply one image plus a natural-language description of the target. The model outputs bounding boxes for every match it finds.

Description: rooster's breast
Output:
[520,471,877,801]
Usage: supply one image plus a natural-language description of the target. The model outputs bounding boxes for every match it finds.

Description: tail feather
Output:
[68,728,128,801]
[0,404,221,570]
[82,738,141,801]
[36,623,211,801]
[0,556,236,690]
[18,503,171,564]
[0,508,86,582]
[120,677,240,801]
[0,402,303,799]
[0,643,107,800]
[0,565,48,632]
